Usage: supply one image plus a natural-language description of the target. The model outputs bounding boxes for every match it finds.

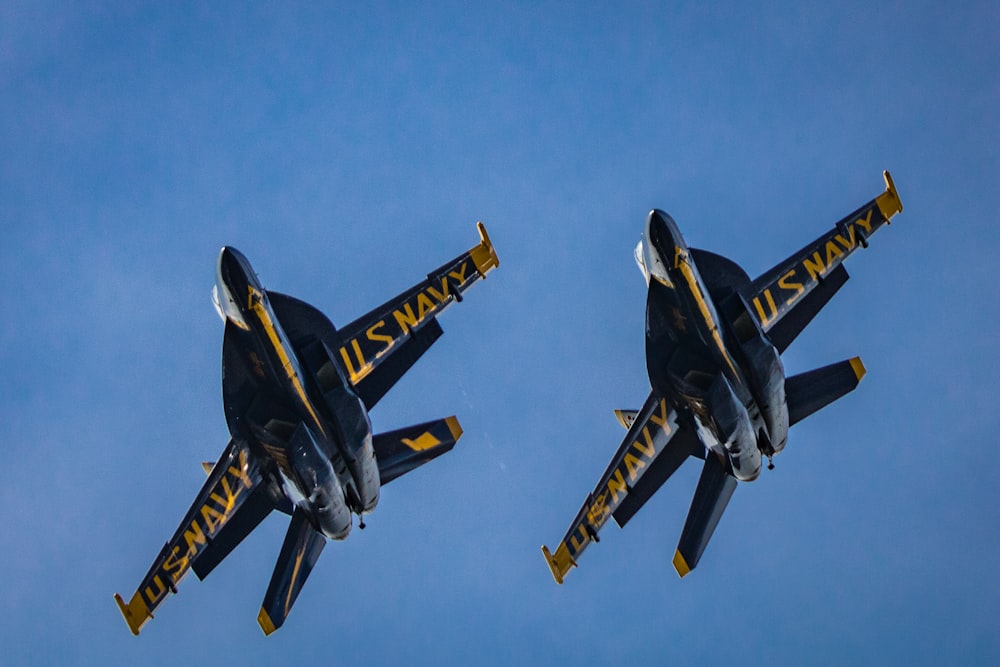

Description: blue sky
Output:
[2,2,998,664]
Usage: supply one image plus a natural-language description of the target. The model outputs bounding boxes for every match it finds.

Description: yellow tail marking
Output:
[673,550,691,578]
[850,356,867,381]
[258,607,277,636]
[401,431,441,452]
[444,416,464,441]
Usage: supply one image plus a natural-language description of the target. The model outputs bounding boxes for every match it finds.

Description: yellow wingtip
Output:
[114,592,148,636]
[541,545,566,585]
[876,170,903,220]
[201,461,214,475]
[258,607,277,636]
[470,222,500,276]
[673,550,691,578]
[850,356,867,381]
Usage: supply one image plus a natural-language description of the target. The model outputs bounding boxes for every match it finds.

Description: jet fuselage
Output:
[638,211,788,481]
[214,247,379,539]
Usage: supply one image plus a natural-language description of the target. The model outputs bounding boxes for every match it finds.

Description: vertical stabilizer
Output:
[673,454,737,577]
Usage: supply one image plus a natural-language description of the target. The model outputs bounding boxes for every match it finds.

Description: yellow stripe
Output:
[676,255,739,377]
[285,547,305,615]
[248,287,326,437]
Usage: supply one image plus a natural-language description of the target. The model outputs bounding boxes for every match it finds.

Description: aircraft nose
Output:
[646,209,685,256]
[218,246,255,290]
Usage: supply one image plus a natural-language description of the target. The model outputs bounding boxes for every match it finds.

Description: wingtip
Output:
[672,550,692,578]
[876,170,903,219]
[258,607,277,636]
[114,592,147,636]
[541,545,566,585]
[470,222,500,276]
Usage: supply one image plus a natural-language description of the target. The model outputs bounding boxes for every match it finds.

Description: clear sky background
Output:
[2,2,998,665]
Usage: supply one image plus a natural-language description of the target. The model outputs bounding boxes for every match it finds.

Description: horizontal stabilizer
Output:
[785,357,866,426]
[373,416,463,485]
[674,453,737,577]
[258,508,326,636]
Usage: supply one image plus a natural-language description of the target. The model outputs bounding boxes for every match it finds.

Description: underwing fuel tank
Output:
[286,422,352,539]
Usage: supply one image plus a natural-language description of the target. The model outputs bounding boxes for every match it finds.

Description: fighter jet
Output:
[116,224,499,635]
[542,172,902,584]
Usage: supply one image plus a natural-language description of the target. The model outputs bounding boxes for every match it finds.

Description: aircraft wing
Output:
[114,440,278,635]
[541,393,702,584]
[747,171,903,351]
[336,223,499,409]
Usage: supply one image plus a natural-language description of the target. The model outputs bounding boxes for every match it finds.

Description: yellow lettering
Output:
[200,503,225,532]
[624,453,647,481]
[835,225,857,251]
[227,450,252,489]
[447,261,470,285]
[648,399,670,429]
[632,427,655,458]
[777,269,804,306]
[803,251,826,281]
[163,546,189,582]
[144,575,167,605]
[339,345,359,381]
[752,297,767,324]
[366,320,395,358]
[182,520,206,555]
[350,338,366,372]
[416,292,435,319]
[607,469,628,503]
[393,303,419,334]
[753,290,778,326]
[824,240,844,266]
[855,209,873,232]
[209,477,242,519]
[426,277,450,303]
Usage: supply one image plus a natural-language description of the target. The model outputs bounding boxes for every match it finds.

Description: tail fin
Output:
[372,417,463,486]
[785,357,866,426]
[258,508,326,636]
[673,453,737,577]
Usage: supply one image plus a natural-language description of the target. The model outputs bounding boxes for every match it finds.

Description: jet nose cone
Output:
[218,246,256,289]
[646,209,685,256]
